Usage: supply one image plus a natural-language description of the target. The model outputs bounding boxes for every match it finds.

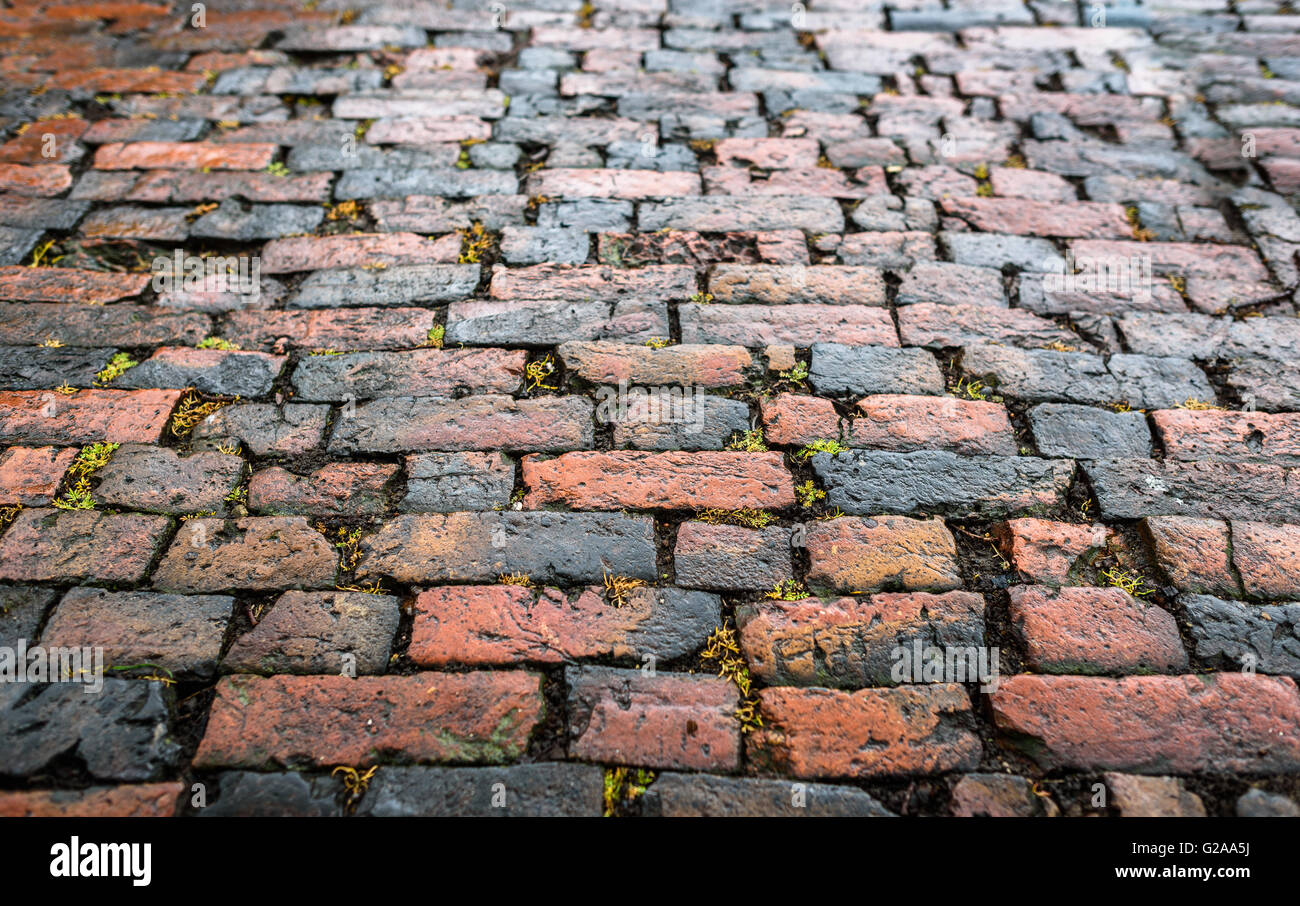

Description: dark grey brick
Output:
[1029,403,1153,459]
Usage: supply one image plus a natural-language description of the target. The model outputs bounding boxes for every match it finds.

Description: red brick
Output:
[996,518,1112,585]
[714,137,820,169]
[566,666,740,771]
[248,462,397,516]
[760,393,839,446]
[92,141,277,171]
[851,394,1017,455]
[0,389,182,444]
[949,774,1060,817]
[1070,240,1270,282]
[0,266,150,303]
[193,671,544,769]
[409,584,717,666]
[1153,409,1300,462]
[331,395,593,454]
[0,508,172,584]
[1232,520,1300,599]
[522,451,795,510]
[224,308,434,351]
[680,303,897,347]
[1009,585,1187,674]
[750,685,982,779]
[940,197,1132,238]
[364,116,492,144]
[738,590,985,688]
[806,515,962,592]
[489,264,696,301]
[990,673,1300,773]
[557,341,751,388]
[0,117,89,165]
[0,783,182,818]
[0,445,77,504]
[261,232,459,273]
[0,163,72,196]
[673,522,793,591]
[48,67,205,94]
[127,169,333,203]
[1140,515,1237,596]
[989,167,1076,201]
[527,168,700,198]
[899,302,1079,349]
[152,517,337,593]
[708,264,886,305]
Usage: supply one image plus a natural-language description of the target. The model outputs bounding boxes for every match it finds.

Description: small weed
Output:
[457,221,493,264]
[1003,153,1027,169]
[331,765,377,805]
[793,438,847,461]
[426,324,446,348]
[700,624,762,732]
[1101,567,1153,597]
[29,239,62,268]
[644,337,670,349]
[779,360,809,385]
[326,199,361,221]
[1177,397,1225,410]
[197,336,240,351]
[55,382,76,395]
[524,353,558,393]
[94,352,138,386]
[322,525,363,571]
[498,572,533,587]
[170,389,237,438]
[1125,206,1155,242]
[264,161,290,177]
[951,376,991,401]
[687,291,714,304]
[602,767,654,816]
[695,508,775,529]
[603,567,645,608]
[795,480,825,508]
[727,428,768,452]
[765,579,810,601]
[336,579,387,595]
[308,348,342,356]
[0,505,21,530]
[39,337,63,348]
[52,443,119,510]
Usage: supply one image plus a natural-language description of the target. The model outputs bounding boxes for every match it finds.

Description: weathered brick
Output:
[760,393,839,446]
[93,444,244,515]
[194,671,543,769]
[0,445,77,505]
[805,515,962,592]
[940,197,1132,238]
[899,303,1080,349]
[0,586,58,648]
[1140,516,1238,597]
[851,394,1017,455]
[488,264,696,301]
[287,264,480,309]
[814,450,1074,517]
[192,403,327,457]
[0,389,182,445]
[738,590,985,688]
[1010,585,1187,675]
[996,518,1111,585]
[809,344,941,397]
[400,452,514,512]
[117,347,285,398]
[224,308,435,351]
[247,462,396,516]
[949,774,1060,818]
[708,265,886,305]
[354,763,604,817]
[750,685,982,779]
[557,341,751,388]
[1232,520,1300,599]
[991,673,1300,774]
[0,303,210,348]
[1029,403,1153,459]
[222,590,402,675]
[673,522,793,591]
[642,773,893,817]
[357,512,657,585]
[0,508,171,584]
[1104,773,1206,818]
[292,349,524,402]
[1083,459,1300,523]
[1181,595,1300,677]
[93,141,277,170]
[567,666,741,771]
[152,517,337,593]
[330,395,593,454]
[528,168,700,198]
[0,784,182,818]
[0,266,150,303]
[522,451,794,510]
[0,163,72,197]
[410,584,720,667]
[447,299,668,346]
[682,304,897,348]
[1153,409,1300,463]
[0,679,179,781]
[260,233,458,274]
[639,196,845,232]
[42,587,234,680]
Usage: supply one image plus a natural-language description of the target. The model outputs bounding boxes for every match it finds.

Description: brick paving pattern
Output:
[0,0,1299,818]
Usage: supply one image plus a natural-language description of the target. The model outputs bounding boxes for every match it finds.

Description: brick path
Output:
[1,0,1299,818]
